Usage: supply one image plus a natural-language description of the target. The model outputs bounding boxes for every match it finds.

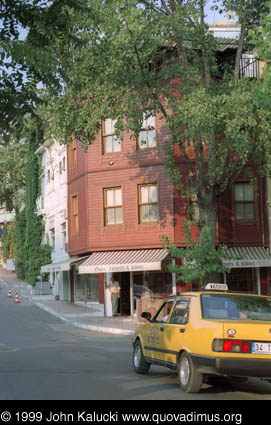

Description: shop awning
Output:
[78,249,169,274]
[222,246,271,268]
[40,256,87,273]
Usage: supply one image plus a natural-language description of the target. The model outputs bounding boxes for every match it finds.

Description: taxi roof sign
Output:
[205,283,228,291]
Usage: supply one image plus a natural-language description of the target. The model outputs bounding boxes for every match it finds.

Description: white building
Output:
[35,139,70,300]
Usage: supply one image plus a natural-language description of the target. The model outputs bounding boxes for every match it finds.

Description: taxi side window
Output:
[153,301,174,323]
[170,298,190,325]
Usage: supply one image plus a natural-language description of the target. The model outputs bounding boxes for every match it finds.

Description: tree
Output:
[0,0,85,137]
[0,127,28,212]
[48,0,271,283]
[251,1,271,108]
[22,117,51,285]
[13,209,26,280]
[1,223,14,262]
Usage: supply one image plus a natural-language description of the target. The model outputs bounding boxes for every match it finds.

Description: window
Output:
[234,183,255,222]
[102,119,121,154]
[170,298,190,324]
[189,193,199,223]
[153,300,174,323]
[50,228,55,251]
[59,161,62,174]
[61,222,67,251]
[104,187,122,225]
[138,184,158,223]
[71,195,79,233]
[70,137,77,168]
[201,294,271,321]
[62,156,66,172]
[139,111,156,149]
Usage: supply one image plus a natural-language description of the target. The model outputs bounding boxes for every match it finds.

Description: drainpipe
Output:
[172,258,176,295]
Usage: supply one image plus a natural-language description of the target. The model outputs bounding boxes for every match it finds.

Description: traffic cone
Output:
[8,289,12,299]
[14,293,21,304]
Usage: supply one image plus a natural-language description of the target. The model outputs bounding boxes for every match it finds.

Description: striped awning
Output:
[222,247,271,268]
[40,256,87,273]
[78,249,169,274]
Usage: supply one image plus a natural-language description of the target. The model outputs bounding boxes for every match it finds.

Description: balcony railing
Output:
[240,55,260,78]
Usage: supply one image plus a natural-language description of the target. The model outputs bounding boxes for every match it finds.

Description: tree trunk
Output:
[198,186,223,285]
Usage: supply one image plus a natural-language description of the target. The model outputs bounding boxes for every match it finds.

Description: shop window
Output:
[226,268,255,293]
[133,269,172,312]
[138,111,156,149]
[102,119,121,154]
[138,183,159,223]
[104,187,123,225]
[234,183,255,222]
[75,274,99,302]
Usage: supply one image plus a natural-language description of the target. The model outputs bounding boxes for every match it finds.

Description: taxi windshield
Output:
[201,294,271,321]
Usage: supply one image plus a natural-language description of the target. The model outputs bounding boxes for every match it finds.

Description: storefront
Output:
[73,272,100,303]
[222,246,271,295]
[40,256,87,301]
[78,249,174,317]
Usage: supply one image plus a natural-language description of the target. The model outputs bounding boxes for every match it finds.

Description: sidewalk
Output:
[0,266,137,336]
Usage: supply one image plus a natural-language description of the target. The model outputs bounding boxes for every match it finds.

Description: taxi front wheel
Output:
[133,340,150,374]
[178,352,203,393]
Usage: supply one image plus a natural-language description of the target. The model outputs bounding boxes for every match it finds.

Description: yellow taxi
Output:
[132,283,271,393]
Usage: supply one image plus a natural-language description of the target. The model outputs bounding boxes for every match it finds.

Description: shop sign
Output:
[81,262,162,274]
[222,259,271,268]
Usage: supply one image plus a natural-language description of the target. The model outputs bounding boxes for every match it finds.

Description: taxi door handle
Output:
[160,327,164,332]
[180,328,185,333]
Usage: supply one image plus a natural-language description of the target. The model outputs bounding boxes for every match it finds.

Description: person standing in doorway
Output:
[108,275,120,316]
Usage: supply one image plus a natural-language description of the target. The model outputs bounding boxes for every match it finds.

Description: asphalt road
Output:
[0,284,271,401]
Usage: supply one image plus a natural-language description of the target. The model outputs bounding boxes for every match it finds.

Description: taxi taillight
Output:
[212,339,250,353]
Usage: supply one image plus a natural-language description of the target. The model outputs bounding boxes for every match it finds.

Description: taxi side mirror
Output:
[141,312,152,322]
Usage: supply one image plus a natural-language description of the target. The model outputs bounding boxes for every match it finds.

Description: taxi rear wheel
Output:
[133,340,150,374]
[178,352,203,393]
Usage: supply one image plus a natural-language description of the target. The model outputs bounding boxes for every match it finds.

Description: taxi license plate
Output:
[252,342,271,354]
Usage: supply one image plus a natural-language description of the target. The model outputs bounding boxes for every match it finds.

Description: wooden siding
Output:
[68,112,177,255]
[218,172,269,248]
[67,112,270,257]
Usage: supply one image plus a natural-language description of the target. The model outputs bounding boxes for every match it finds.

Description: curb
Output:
[0,277,135,336]
[35,302,135,336]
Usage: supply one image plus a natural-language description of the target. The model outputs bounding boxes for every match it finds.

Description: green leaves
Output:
[0,0,86,133]
[162,226,230,286]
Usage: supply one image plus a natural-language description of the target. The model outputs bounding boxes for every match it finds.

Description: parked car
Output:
[132,283,271,393]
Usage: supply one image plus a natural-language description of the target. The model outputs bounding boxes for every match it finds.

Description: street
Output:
[0,283,271,401]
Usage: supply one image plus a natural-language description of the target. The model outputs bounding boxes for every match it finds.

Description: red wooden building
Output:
[67,110,271,317]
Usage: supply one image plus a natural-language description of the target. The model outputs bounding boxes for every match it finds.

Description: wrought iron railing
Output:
[240,55,259,78]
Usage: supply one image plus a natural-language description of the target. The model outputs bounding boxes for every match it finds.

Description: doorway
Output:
[119,272,130,316]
